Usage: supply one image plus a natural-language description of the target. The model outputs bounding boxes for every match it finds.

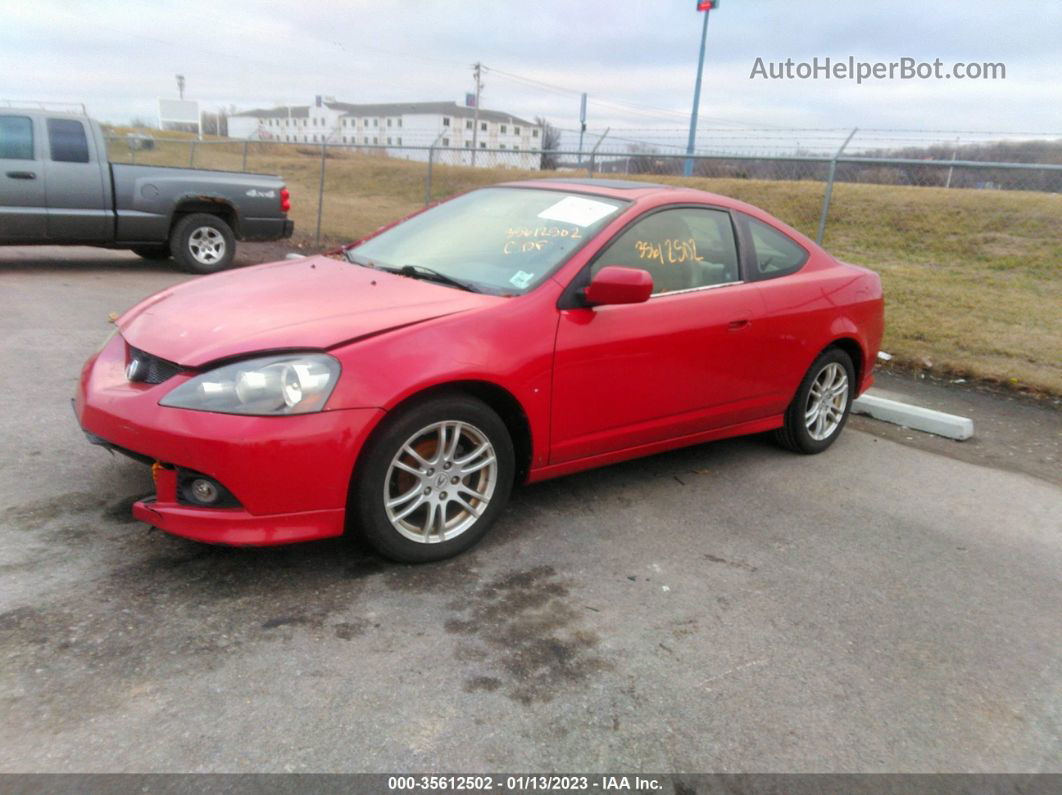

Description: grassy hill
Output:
[108,138,1062,394]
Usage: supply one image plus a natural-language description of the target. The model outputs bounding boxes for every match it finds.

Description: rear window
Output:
[46,118,90,163]
[742,214,808,280]
[0,115,34,160]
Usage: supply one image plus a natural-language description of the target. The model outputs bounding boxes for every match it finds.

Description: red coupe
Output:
[76,179,884,562]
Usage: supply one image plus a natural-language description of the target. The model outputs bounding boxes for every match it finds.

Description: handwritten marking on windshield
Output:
[503,225,581,255]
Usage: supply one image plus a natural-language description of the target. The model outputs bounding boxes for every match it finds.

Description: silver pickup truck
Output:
[0,108,293,273]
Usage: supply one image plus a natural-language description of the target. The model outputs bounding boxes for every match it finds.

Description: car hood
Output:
[118,256,502,367]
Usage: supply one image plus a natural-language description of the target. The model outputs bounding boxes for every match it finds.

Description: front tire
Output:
[170,213,236,274]
[353,395,515,563]
[775,348,855,454]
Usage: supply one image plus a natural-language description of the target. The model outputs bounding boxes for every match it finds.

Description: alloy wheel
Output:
[188,226,226,265]
[383,420,498,543]
[804,362,849,441]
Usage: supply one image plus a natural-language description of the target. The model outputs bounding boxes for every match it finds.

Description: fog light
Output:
[190,478,220,504]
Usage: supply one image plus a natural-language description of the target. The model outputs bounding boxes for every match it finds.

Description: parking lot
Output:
[1,247,1059,772]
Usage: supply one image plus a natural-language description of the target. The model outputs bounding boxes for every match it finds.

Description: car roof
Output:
[499,177,737,206]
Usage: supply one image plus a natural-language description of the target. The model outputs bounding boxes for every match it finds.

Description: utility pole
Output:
[471,62,483,167]
[684,1,719,177]
[176,74,185,100]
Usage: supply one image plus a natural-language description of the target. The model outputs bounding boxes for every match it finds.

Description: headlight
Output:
[160,353,340,415]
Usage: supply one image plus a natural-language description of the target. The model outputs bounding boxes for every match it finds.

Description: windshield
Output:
[347,187,627,294]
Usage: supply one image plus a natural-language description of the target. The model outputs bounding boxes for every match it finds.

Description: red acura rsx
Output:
[75,179,884,562]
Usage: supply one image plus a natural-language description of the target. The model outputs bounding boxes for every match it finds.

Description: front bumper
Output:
[75,333,382,545]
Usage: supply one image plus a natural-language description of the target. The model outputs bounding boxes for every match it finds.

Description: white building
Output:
[228,98,543,169]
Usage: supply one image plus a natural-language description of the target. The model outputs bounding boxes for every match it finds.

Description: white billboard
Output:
[158,98,200,136]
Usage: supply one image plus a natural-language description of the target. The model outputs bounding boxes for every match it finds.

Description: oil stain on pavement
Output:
[443,565,610,705]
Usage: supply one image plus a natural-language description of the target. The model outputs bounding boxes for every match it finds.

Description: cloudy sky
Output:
[2,0,1058,149]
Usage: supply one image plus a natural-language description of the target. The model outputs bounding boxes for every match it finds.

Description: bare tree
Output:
[536,116,561,170]
[626,142,661,175]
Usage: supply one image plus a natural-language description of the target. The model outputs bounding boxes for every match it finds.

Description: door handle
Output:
[727,319,750,331]
[5,171,36,180]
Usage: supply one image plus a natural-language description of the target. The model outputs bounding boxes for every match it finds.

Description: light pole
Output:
[684,1,718,177]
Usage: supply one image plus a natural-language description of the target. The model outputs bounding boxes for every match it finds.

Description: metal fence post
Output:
[189,140,197,168]
[425,131,445,206]
[425,146,434,206]
[587,128,610,176]
[816,127,857,245]
[315,143,326,245]
[242,140,249,171]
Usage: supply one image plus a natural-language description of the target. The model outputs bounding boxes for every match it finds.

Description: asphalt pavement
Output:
[1,247,1059,773]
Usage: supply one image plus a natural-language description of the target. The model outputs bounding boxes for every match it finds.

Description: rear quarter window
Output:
[46,118,90,163]
[0,115,34,160]
[742,213,809,280]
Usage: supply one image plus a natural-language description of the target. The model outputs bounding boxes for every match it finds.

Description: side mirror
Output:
[582,266,653,307]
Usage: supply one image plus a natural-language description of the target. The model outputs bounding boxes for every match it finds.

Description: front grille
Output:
[127,345,182,385]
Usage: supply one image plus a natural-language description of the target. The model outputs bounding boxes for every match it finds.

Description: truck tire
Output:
[170,213,236,274]
[130,245,171,260]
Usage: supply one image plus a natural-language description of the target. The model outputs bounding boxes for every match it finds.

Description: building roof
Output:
[231,106,310,119]
[234,100,536,127]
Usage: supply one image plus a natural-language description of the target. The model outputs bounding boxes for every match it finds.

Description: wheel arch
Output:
[823,336,865,391]
[169,197,239,238]
[351,379,534,490]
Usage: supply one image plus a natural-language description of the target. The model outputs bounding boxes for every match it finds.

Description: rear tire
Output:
[130,244,170,260]
[775,348,855,454]
[353,394,515,563]
[170,213,236,274]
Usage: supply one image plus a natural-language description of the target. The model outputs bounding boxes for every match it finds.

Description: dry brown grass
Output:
[107,139,1062,394]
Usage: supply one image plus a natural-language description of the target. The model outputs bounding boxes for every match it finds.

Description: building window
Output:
[532,129,539,137]
[387,118,392,127]
[514,126,520,135]
[387,137,392,145]
[513,145,519,151]
[479,141,486,148]
[464,141,471,148]
[442,117,450,126]
[373,136,378,144]
[500,125,506,134]
[397,118,402,128]
[465,119,473,130]
[499,143,506,149]
[373,119,378,127]
[480,122,487,131]
[397,137,402,145]
[442,137,449,146]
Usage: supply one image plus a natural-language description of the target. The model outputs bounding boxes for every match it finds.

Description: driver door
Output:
[549,206,768,465]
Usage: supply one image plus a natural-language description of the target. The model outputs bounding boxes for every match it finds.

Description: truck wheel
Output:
[130,245,171,260]
[171,213,236,274]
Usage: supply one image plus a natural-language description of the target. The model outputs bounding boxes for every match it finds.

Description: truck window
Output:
[46,118,90,163]
[0,115,34,160]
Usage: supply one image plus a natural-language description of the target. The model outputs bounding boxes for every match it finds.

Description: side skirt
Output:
[526,415,784,484]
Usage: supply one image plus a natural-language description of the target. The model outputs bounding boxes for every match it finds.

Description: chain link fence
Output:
[105,134,1060,246]
[105,133,1062,391]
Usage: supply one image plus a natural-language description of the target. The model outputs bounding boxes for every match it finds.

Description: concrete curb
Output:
[852,393,974,441]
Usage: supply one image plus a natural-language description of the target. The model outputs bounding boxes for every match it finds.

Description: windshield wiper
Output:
[391,264,479,293]
[344,250,374,267]
[346,254,479,293]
